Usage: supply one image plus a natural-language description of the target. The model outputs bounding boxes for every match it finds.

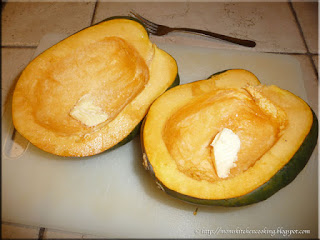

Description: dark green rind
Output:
[31,16,179,155]
[141,68,318,206]
[99,17,180,152]
[107,74,180,152]
[35,16,152,62]
[143,110,317,207]
[167,73,180,90]
[94,15,146,29]
[86,16,181,153]
[97,16,158,37]
[207,69,229,79]
[34,16,141,59]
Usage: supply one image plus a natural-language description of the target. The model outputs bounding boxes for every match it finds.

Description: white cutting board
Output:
[2,34,318,238]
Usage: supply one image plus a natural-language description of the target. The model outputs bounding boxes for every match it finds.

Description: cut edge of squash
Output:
[142,69,317,204]
[12,17,178,157]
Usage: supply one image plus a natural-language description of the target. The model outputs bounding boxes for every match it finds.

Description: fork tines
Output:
[129,11,158,34]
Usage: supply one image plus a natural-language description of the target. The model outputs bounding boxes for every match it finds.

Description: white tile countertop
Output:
[1,1,318,239]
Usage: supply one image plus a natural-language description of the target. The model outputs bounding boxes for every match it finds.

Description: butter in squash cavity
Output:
[12,17,179,157]
[142,69,316,205]
[70,94,109,127]
[211,128,241,179]
[163,87,287,182]
[32,36,149,135]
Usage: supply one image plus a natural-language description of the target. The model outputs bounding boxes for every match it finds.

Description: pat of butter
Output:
[211,128,241,179]
[70,94,109,127]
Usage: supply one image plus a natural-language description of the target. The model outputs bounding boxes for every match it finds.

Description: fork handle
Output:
[173,27,256,48]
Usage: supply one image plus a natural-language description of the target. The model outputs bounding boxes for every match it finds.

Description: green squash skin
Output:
[10,16,179,157]
[37,16,180,155]
[106,74,180,153]
[96,16,148,30]
[94,16,180,153]
[141,70,318,207]
[207,69,228,78]
[143,110,317,207]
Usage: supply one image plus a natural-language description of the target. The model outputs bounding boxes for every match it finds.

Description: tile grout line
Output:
[1,2,318,237]
[2,221,45,239]
[38,227,45,240]
[288,0,318,79]
[1,45,38,48]
[0,44,314,57]
[90,0,98,26]
[2,2,98,237]
[0,0,317,61]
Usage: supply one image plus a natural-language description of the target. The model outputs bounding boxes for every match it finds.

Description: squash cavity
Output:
[142,69,317,206]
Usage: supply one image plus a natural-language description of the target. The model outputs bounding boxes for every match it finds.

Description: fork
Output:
[130,11,256,48]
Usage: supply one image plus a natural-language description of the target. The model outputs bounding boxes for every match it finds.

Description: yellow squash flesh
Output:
[12,18,178,157]
[142,69,314,202]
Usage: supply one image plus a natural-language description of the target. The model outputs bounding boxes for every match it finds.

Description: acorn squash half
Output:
[12,17,179,157]
[141,69,318,207]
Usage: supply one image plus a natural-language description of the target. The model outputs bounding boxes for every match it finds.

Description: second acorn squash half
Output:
[141,69,318,206]
[12,17,178,157]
